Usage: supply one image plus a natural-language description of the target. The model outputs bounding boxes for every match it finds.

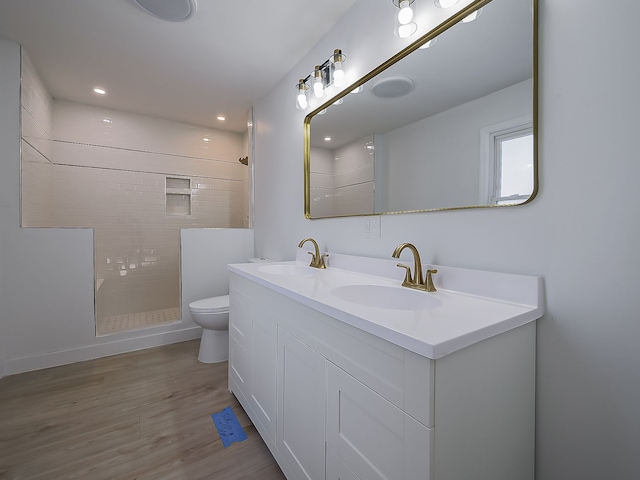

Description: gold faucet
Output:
[391,243,437,292]
[298,237,328,269]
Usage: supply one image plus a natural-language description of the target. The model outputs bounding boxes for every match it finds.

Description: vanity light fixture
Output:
[294,49,347,111]
[393,0,418,38]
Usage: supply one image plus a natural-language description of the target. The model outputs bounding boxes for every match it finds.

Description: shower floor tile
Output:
[97,307,181,335]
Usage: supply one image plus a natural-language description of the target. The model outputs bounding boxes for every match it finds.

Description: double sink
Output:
[229,245,543,359]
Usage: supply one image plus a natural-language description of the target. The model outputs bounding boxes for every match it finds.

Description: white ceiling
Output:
[0,0,358,133]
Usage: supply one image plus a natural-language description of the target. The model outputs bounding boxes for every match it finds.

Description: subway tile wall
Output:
[309,135,374,217]
[20,53,249,332]
[21,50,55,226]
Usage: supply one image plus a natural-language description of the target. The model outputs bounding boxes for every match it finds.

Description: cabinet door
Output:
[327,446,361,480]
[249,310,277,443]
[327,362,433,480]
[277,328,326,480]
[228,297,253,404]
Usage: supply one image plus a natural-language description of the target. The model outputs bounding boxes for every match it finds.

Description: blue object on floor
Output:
[211,406,248,448]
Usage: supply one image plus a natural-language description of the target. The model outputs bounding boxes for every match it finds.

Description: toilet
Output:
[189,295,230,363]
[188,257,270,363]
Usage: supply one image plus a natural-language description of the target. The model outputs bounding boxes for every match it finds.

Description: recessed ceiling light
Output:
[203,137,210,142]
[93,87,106,95]
[217,116,226,121]
[134,0,197,22]
[324,137,331,142]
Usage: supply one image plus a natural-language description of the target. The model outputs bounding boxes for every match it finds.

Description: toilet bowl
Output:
[189,257,272,363]
[189,295,230,363]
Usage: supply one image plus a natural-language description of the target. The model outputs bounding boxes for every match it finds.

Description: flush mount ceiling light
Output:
[93,87,106,95]
[295,49,347,111]
[393,0,418,38]
[371,76,415,98]
[134,0,197,22]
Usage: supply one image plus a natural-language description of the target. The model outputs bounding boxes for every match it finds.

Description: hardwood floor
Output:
[0,340,286,480]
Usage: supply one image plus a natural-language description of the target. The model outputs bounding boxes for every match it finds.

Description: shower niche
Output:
[166,177,192,216]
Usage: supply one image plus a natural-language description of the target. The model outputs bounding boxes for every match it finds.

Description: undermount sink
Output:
[258,264,315,276]
[330,284,442,311]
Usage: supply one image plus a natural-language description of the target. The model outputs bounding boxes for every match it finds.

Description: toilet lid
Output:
[189,295,229,313]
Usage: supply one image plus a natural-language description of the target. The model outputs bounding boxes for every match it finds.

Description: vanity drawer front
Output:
[327,362,433,480]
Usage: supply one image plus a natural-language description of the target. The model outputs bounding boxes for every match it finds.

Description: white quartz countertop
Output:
[228,251,544,359]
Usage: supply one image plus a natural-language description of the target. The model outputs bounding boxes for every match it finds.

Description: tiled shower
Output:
[20,51,250,335]
[309,134,375,217]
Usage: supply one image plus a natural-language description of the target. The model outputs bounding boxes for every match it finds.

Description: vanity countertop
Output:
[228,251,543,359]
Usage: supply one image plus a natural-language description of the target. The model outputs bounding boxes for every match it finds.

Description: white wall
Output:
[252,1,640,479]
[180,228,254,322]
[384,79,532,211]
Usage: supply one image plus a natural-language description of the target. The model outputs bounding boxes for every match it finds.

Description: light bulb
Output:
[398,22,417,38]
[398,1,413,24]
[332,49,346,87]
[313,66,324,99]
[333,63,345,87]
[297,92,308,109]
[313,79,324,98]
[296,79,308,110]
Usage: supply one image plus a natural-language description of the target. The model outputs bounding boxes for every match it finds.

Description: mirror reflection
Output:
[305,0,537,218]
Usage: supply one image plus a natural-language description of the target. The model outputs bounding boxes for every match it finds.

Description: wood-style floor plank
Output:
[0,340,286,480]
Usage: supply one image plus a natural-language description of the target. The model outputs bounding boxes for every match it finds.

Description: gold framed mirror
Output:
[304,0,538,219]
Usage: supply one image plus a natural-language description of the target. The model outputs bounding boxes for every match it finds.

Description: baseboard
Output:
[3,326,202,376]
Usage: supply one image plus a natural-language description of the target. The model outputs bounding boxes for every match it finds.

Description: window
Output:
[480,117,534,205]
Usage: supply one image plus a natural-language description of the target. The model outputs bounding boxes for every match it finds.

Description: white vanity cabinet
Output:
[228,285,277,444]
[228,271,536,480]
